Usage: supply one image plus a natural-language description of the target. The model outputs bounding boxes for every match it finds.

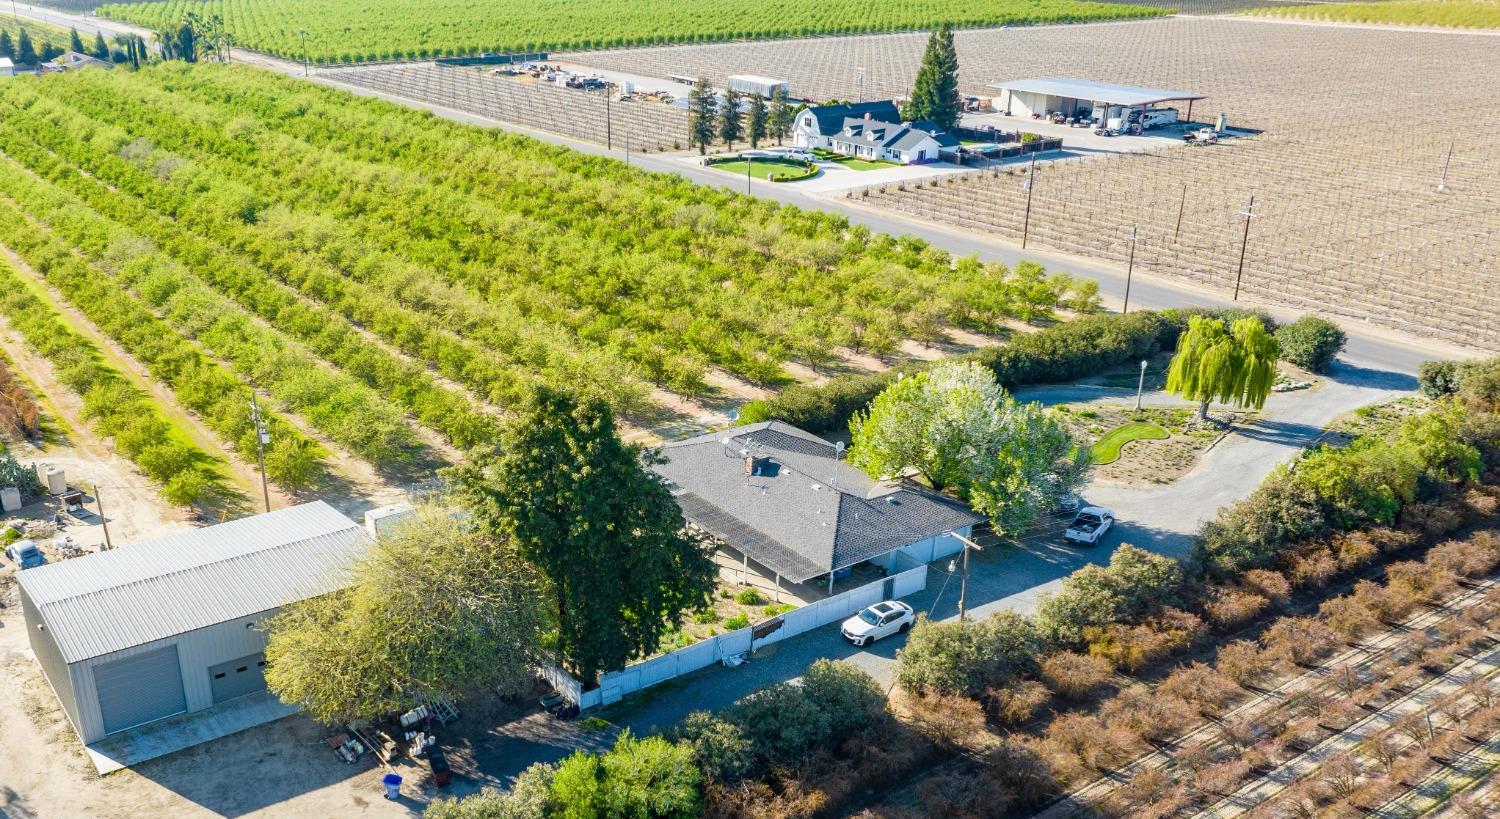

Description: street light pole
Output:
[1232,194,1256,301]
[1135,359,1148,411]
[1021,151,1038,249]
[248,395,271,513]
[1122,224,1138,313]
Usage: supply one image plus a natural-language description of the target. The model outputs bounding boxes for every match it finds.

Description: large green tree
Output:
[746,93,768,149]
[768,85,795,145]
[1166,315,1279,422]
[718,86,744,151]
[262,504,546,724]
[69,28,85,54]
[849,360,1085,536]
[16,30,37,66]
[449,388,716,684]
[903,25,960,131]
[0,32,13,61]
[687,78,716,155]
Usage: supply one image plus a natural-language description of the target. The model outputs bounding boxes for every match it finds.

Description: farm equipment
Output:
[1182,127,1220,145]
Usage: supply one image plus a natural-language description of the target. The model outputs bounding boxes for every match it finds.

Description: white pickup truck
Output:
[1064,507,1115,546]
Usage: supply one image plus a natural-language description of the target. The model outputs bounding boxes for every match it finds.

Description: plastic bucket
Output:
[382,773,402,800]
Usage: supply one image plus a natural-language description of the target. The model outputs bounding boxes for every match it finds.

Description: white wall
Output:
[69,610,279,743]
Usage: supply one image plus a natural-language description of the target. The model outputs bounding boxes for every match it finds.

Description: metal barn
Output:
[17,502,369,748]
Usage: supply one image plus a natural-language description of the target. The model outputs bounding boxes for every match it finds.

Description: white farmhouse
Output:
[793,100,959,165]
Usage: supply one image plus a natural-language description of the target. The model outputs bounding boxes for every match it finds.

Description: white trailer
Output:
[726,74,789,99]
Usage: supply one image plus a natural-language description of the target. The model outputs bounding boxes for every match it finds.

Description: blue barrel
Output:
[383,773,403,800]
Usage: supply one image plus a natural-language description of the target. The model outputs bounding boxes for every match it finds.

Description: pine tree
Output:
[92,32,111,61]
[16,30,37,66]
[904,25,961,132]
[69,28,84,54]
[718,86,743,151]
[687,78,716,155]
[769,85,794,145]
[448,388,715,685]
[0,32,13,62]
[747,93,768,149]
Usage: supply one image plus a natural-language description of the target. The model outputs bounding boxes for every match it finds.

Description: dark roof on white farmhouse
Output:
[808,100,901,135]
[18,502,369,663]
[653,422,983,583]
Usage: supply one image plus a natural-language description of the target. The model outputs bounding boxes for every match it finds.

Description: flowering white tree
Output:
[849,361,1086,536]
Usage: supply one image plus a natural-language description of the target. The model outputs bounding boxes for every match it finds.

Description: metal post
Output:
[1174,183,1186,242]
[746,155,752,194]
[1135,359,1148,411]
[742,550,749,586]
[1021,152,1038,249]
[774,573,781,603]
[827,570,835,597]
[1122,225,1138,313]
[605,93,612,150]
[249,395,271,513]
[1232,194,1256,301]
[94,484,112,550]
[299,30,308,76]
[1437,142,1453,193]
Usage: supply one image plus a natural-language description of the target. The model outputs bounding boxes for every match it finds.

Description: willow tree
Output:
[1166,315,1279,422]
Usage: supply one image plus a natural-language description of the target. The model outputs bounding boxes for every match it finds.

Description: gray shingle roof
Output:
[653,422,983,583]
[18,502,369,663]
[810,100,901,135]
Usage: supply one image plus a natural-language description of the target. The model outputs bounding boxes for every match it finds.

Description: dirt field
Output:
[566,17,1500,349]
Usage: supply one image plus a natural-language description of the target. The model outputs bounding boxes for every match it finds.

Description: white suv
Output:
[840,601,915,646]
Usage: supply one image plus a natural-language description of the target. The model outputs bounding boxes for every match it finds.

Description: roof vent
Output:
[810,483,822,491]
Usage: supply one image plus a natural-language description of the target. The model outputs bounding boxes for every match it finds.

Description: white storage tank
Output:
[0,486,20,512]
[42,466,66,496]
[364,502,416,540]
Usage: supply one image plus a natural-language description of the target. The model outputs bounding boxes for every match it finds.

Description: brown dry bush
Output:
[985,737,1061,809]
[1426,535,1500,578]
[1240,569,1291,607]
[1215,639,1275,686]
[1158,662,1241,715]
[1194,758,1251,797]
[986,679,1051,727]
[1332,532,1380,571]
[1099,687,1195,744]
[1320,595,1381,640]
[914,770,1013,819]
[1042,713,1138,777]
[1358,731,1403,772]
[1288,548,1340,589]
[1039,651,1113,700]
[901,692,989,750]
[1085,609,1202,673]
[1263,617,1338,666]
[1217,714,1263,751]
[1351,579,1412,624]
[1387,560,1460,605]
[1202,585,1269,631]
[1400,502,1466,539]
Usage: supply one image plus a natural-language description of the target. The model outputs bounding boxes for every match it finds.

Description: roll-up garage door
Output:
[94,645,188,735]
[209,653,268,703]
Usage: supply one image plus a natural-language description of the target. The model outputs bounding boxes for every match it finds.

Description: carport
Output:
[989,77,1207,125]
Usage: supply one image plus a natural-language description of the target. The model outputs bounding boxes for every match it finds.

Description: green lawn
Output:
[707,157,816,181]
[1090,421,1170,465]
[817,152,901,171]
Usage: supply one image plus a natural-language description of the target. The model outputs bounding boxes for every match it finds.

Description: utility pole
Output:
[951,531,983,621]
[605,92,612,150]
[298,29,308,76]
[1232,194,1256,301]
[1021,152,1038,249]
[248,395,271,513]
[1122,224,1138,313]
[855,68,865,103]
[1436,142,1453,193]
[1174,183,1186,242]
[93,484,112,550]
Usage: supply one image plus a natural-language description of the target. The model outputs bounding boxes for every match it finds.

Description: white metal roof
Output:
[18,502,370,663]
[988,78,1206,106]
[727,74,788,85]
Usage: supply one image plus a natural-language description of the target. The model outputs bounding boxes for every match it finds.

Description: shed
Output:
[17,501,369,748]
[0,57,14,78]
[989,77,1206,122]
[652,421,983,593]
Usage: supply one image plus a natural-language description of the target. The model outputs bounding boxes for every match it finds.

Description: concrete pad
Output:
[86,691,298,774]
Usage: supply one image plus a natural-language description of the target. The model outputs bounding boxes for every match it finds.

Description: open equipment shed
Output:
[990,77,1207,123]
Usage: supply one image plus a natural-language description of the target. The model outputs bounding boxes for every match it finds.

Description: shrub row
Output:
[0,257,222,505]
[0,193,325,489]
[741,307,1271,432]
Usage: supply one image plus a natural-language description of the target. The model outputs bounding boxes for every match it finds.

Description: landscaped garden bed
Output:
[703,155,818,182]
[1058,403,1231,486]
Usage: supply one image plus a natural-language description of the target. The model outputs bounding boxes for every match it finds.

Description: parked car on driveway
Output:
[784,148,815,162]
[841,600,915,646]
[5,539,45,569]
[1064,507,1114,545]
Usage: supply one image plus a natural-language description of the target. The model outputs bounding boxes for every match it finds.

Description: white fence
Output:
[563,564,928,710]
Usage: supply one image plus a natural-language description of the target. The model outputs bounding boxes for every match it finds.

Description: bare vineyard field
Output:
[569,18,1500,348]
[321,64,692,153]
